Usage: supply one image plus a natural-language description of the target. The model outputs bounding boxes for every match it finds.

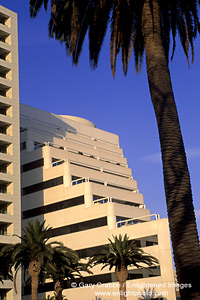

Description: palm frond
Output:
[30,0,49,17]
[29,0,200,73]
[89,0,113,69]
[90,234,158,274]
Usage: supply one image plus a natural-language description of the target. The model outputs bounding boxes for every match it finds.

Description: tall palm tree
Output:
[44,245,90,300]
[2,220,62,300]
[29,1,200,299]
[90,234,158,300]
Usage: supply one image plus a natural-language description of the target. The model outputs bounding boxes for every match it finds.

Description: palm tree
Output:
[29,1,200,299]
[44,245,90,300]
[2,220,62,300]
[90,234,158,300]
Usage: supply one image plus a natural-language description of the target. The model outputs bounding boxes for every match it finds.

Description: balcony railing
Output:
[0,189,10,194]
[0,169,10,174]
[0,231,10,236]
[93,197,146,208]
[93,197,111,205]
[71,177,89,186]
[0,210,10,215]
[116,214,160,228]
[51,159,66,167]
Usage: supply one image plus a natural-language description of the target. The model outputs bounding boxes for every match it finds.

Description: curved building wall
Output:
[20,103,176,300]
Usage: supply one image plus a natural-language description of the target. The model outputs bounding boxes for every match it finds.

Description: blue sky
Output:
[1,0,200,235]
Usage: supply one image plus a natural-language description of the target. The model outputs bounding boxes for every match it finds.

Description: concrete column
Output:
[25,131,34,152]
[43,145,52,169]
[63,162,71,187]
[107,202,116,230]
[84,182,93,208]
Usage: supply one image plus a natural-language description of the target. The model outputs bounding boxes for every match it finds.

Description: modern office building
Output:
[20,104,176,300]
[0,5,21,300]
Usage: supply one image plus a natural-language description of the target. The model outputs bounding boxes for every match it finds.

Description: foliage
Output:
[29,0,200,75]
[41,293,68,300]
[0,247,13,283]
[28,1,200,299]
[90,234,158,271]
[138,287,167,299]
[1,220,61,292]
[44,243,91,282]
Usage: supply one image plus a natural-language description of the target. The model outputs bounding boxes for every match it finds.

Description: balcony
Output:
[0,12,10,27]
[116,214,160,228]
[0,202,9,214]
[0,65,11,81]
[0,46,11,62]
[0,83,11,99]
[0,101,12,117]
[0,185,8,194]
[0,161,12,175]
[0,121,12,136]
[0,30,10,44]
[0,140,12,155]
[0,223,8,236]
[0,179,12,195]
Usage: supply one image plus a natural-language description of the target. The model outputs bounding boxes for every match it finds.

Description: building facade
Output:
[0,5,21,300]
[20,104,176,300]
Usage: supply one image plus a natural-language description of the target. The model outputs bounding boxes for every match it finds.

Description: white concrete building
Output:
[20,104,176,300]
[0,5,21,300]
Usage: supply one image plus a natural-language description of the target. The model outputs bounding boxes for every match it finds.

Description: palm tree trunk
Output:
[28,260,41,300]
[115,266,128,300]
[54,280,64,300]
[141,1,200,299]
[31,274,39,300]
[119,281,126,300]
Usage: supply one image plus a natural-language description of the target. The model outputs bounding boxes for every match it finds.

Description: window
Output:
[0,30,10,43]
[0,291,7,300]
[0,12,9,26]
[0,145,6,153]
[0,164,7,174]
[22,176,63,195]
[47,217,107,238]
[21,158,44,173]
[0,224,7,235]
[0,204,7,214]
[23,196,84,219]
[77,244,109,259]
[0,108,6,115]
[20,141,26,151]
[0,184,7,194]
[0,126,7,134]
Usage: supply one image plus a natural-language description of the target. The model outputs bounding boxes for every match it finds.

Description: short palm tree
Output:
[90,234,158,300]
[28,2,200,298]
[44,245,90,300]
[2,220,62,300]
